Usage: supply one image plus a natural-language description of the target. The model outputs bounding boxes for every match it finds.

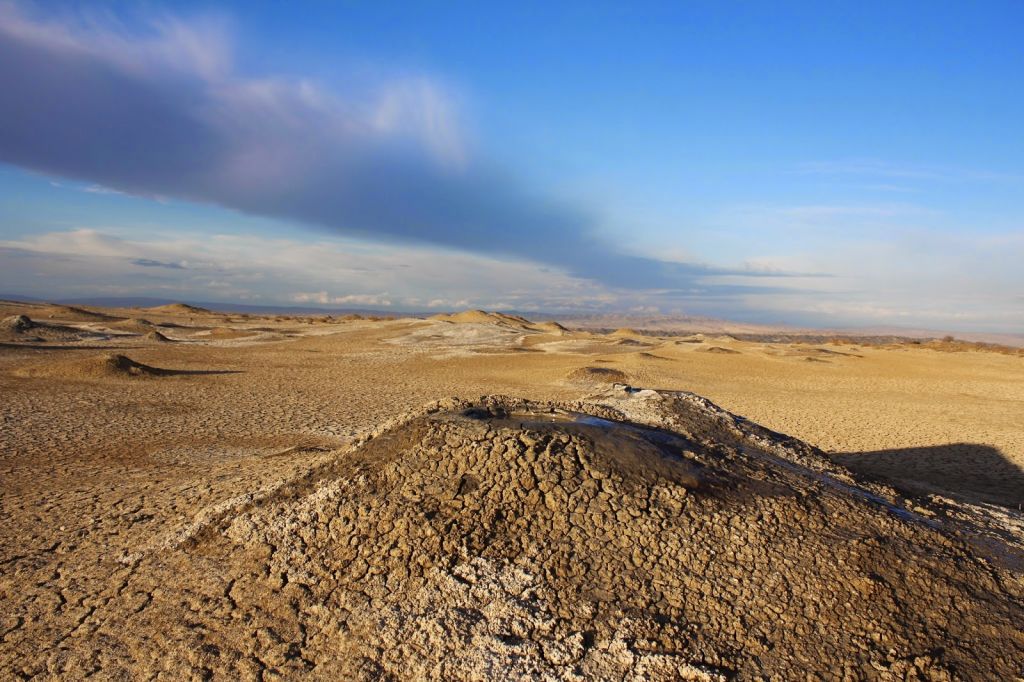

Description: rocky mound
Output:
[45,305,119,321]
[1,314,34,332]
[145,331,173,343]
[0,314,96,342]
[565,365,629,385]
[109,317,156,333]
[609,327,645,338]
[145,303,211,315]
[15,353,172,379]
[703,346,740,355]
[535,320,569,334]
[432,310,536,329]
[43,393,1024,679]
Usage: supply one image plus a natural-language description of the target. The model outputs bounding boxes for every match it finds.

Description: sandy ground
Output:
[1,301,1022,677]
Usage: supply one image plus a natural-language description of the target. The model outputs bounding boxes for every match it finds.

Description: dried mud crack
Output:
[5,391,1024,680]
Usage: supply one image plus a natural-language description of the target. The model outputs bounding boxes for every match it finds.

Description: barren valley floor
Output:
[1,301,1022,678]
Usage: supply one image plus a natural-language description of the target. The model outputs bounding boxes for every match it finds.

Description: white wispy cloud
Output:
[2,225,1020,330]
[291,291,393,307]
[0,228,612,310]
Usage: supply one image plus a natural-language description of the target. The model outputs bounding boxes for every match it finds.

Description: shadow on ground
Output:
[833,443,1024,509]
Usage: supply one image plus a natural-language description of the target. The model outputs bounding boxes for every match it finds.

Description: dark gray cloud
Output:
[131,258,185,269]
[0,5,776,291]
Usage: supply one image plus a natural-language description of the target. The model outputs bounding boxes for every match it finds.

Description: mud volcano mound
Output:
[46,305,119,321]
[71,393,1024,680]
[108,317,156,334]
[432,309,537,330]
[677,334,706,344]
[1,313,34,332]
[565,365,629,385]
[15,353,172,379]
[145,302,211,315]
[1,314,96,342]
[703,346,740,355]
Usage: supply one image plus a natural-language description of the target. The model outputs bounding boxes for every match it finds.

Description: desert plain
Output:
[1,299,1023,680]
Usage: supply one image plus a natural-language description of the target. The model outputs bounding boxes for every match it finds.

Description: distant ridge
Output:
[144,302,212,315]
[1,295,405,319]
[430,309,536,329]
[2,295,1020,347]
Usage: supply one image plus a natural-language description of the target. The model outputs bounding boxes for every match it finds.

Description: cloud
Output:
[715,227,1024,331]
[83,184,125,195]
[0,3,774,291]
[291,291,393,307]
[0,228,610,311]
[2,227,826,320]
[39,222,1012,328]
[132,257,185,269]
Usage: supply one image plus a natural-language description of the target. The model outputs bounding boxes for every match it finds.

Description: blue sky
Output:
[1,1,1022,331]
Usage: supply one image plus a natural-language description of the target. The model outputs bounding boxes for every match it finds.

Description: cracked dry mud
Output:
[3,303,1024,680]
[10,391,1023,680]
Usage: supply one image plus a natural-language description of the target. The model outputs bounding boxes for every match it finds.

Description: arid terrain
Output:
[1,300,1023,679]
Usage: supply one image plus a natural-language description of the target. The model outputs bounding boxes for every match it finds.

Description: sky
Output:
[1,1,1022,331]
